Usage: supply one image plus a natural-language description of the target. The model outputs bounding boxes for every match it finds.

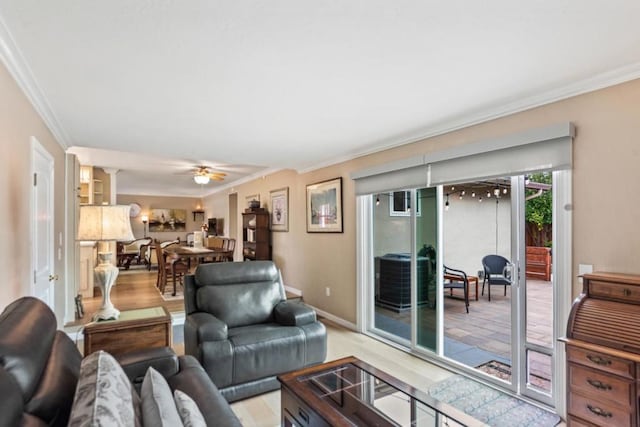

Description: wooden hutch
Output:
[242,207,271,260]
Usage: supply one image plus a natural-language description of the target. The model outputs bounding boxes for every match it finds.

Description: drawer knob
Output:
[587,379,612,391]
[624,288,632,296]
[587,404,613,418]
[586,354,612,366]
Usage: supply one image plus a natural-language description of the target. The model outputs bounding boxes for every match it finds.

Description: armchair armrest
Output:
[274,301,317,326]
[115,347,179,388]
[186,312,228,341]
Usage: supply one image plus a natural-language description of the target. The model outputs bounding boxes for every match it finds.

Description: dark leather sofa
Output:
[0,297,241,427]
[185,261,327,402]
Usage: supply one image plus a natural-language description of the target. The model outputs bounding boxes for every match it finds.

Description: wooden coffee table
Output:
[83,306,171,356]
[278,356,482,427]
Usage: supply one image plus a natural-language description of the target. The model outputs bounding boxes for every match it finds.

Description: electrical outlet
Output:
[325,287,331,297]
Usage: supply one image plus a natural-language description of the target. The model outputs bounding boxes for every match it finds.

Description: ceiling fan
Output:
[192,166,226,184]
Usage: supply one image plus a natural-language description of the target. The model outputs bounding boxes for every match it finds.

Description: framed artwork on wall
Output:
[270,187,289,232]
[148,208,187,232]
[306,177,343,233]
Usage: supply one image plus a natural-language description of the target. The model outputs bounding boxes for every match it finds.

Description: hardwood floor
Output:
[69,267,457,426]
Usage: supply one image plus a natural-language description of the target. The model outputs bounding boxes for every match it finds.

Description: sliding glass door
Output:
[363,173,562,408]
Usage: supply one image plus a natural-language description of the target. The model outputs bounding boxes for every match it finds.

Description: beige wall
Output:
[0,61,67,320]
[204,78,640,324]
[117,194,204,242]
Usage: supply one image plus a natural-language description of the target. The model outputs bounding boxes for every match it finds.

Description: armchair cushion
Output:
[274,301,317,326]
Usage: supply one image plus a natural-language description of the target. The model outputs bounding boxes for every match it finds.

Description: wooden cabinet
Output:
[83,306,171,356]
[564,272,640,426]
[242,207,271,260]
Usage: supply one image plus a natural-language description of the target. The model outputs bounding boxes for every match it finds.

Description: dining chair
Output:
[155,243,189,295]
[481,254,513,301]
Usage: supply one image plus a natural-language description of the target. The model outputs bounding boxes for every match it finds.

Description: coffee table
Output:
[278,356,482,427]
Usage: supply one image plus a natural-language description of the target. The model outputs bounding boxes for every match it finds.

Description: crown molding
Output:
[0,16,70,149]
[297,62,640,174]
[203,167,283,196]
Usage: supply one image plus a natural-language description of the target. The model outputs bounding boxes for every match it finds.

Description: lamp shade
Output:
[77,205,135,242]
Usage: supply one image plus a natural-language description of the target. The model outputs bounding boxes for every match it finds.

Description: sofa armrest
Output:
[186,312,228,341]
[274,301,317,326]
[115,347,179,389]
[167,356,242,427]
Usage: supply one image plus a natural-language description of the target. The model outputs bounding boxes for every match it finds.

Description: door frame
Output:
[30,136,55,310]
[356,171,572,414]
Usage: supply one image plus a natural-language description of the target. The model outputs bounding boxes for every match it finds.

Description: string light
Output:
[503,187,508,194]
[445,194,450,211]
[376,195,380,206]
[478,196,483,203]
[471,191,476,198]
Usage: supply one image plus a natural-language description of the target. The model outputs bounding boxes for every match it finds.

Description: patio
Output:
[375,278,553,391]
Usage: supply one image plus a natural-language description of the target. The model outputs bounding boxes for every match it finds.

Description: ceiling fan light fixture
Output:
[194,174,210,185]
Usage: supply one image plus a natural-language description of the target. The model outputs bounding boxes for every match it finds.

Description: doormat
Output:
[429,375,560,427]
[476,360,551,391]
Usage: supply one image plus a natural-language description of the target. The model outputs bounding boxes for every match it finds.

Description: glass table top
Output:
[298,363,470,427]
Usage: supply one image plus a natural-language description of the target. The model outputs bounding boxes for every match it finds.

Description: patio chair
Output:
[443,265,470,313]
[481,254,513,301]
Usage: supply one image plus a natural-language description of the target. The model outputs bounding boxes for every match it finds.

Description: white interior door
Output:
[31,137,56,309]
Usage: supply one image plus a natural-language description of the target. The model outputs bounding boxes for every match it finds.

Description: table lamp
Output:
[77,205,134,321]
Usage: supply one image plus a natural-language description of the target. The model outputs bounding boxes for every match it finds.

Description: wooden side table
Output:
[83,306,172,356]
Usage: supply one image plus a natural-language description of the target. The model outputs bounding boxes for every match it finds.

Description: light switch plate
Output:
[578,264,593,283]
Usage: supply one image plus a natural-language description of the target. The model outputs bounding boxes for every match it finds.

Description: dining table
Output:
[163,246,215,296]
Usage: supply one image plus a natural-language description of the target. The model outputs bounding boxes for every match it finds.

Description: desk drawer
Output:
[567,346,634,379]
[568,363,633,407]
[568,392,634,427]
[589,280,640,303]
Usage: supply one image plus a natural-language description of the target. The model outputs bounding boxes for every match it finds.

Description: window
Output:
[389,191,420,216]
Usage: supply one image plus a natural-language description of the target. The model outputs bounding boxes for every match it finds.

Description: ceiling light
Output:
[194,174,210,185]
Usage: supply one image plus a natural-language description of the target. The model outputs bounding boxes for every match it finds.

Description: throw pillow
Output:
[141,367,183,427]
[174,390,206,427]
[68,350,140,427]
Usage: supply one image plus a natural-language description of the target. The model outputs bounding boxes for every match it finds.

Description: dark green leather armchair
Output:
[184,261,327,402]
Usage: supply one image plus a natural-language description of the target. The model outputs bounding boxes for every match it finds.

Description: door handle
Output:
[48,274,59,282]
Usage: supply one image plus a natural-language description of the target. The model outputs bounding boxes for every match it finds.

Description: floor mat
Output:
[429,375,560,427]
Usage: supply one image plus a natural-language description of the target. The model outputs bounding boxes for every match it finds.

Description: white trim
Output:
[0,17,70,149]
[356,196,373,334]
[171,312,186,326]
[302,63,640,174]
[309,305,358,331]
[284,285,302,296]
[551,170,572,419]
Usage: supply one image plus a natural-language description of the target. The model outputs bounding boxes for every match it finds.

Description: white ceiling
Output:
[1,1,640,196]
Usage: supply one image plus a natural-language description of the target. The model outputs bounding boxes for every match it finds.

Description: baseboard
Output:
[284,285,303,296]
[308,305,357,331]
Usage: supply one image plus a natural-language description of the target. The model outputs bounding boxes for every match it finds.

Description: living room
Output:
[2,2,640,426]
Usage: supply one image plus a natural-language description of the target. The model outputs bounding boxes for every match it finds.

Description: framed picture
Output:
[148,208,187,232]
[270,187,289,232]
[306,177,343,233]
